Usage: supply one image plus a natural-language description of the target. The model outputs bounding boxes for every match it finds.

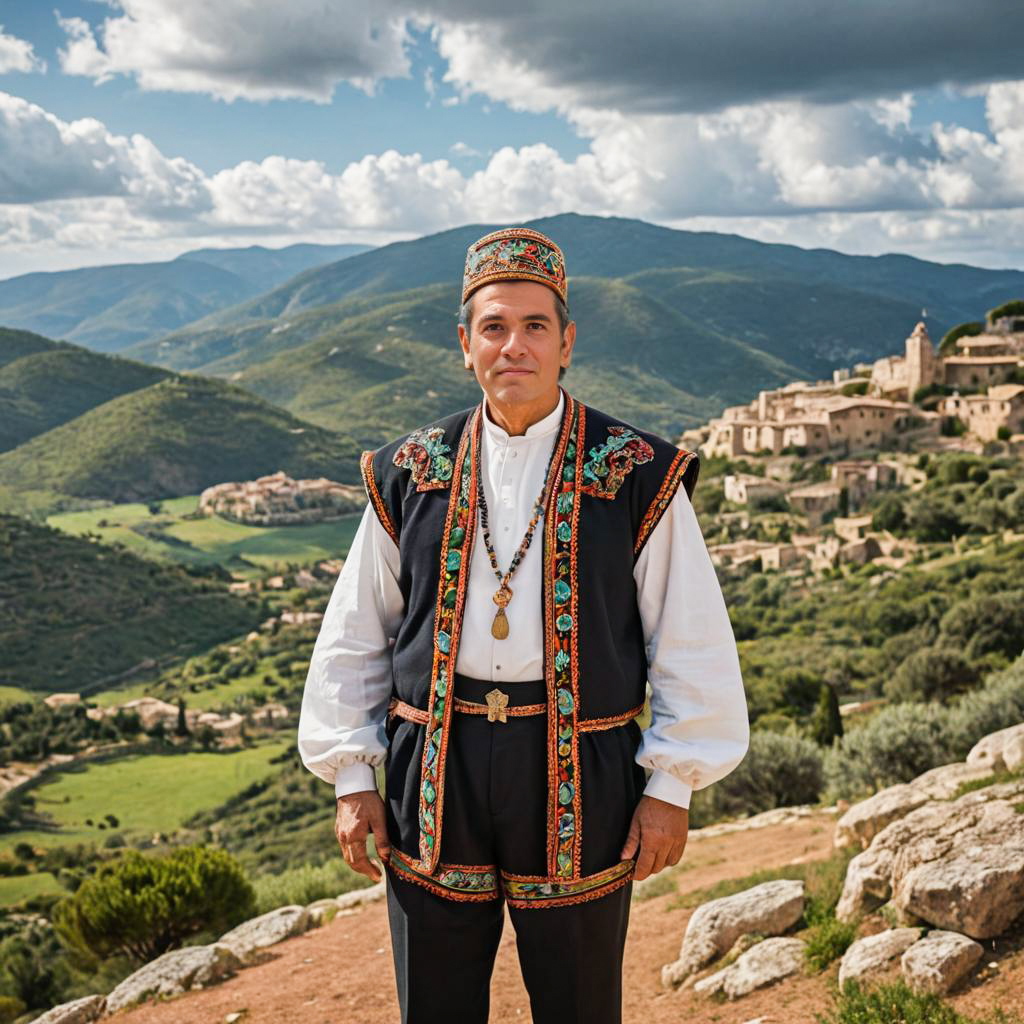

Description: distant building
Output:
[940,384,1024,441]
[723,473,786,506]
[43,693,81,709]
[788,482,843,528]
[200,470,366,526]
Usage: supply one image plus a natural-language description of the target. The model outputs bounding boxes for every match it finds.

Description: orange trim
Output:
[501,860,635,909]
[389,697,548,723]
[359,450,399,547]
[389,851,500,902]
[578,703,644,732]
[633,448,698,557]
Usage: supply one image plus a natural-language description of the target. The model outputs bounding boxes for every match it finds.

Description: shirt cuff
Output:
[643,769,694,809]
[334,763,378,799]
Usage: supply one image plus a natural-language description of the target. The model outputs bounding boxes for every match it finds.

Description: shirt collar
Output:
[482,389,565,444]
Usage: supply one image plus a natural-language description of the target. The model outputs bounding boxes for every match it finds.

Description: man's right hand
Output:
[336,790,392,882]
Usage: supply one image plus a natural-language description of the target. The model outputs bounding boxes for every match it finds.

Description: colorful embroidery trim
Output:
[390,851,499,902]
[543,397,583,880]
[633,448,699,556]
[393,426,455,492]
[579,425,655,499]
[463,227,567,304]
[416,410,480,871]
[360,450,399,546]
[502,860,634,909]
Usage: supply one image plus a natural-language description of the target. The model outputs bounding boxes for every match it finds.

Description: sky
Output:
[1,1,1023,278]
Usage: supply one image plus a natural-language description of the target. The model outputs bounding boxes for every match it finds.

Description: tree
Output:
[885,647,979,704]
[176,699,189,737]
[53,846,255,963]
[811,682,844,747]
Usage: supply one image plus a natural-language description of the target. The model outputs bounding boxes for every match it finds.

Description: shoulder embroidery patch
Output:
[393,427,454,491]
[579,426,655,499]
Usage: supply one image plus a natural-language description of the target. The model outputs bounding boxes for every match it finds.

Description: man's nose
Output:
[500,327,528,356]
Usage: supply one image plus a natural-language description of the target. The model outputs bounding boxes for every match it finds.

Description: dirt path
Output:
[111,811,1021,1024]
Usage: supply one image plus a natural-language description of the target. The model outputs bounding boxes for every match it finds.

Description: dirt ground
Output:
[112,812,1022,1024]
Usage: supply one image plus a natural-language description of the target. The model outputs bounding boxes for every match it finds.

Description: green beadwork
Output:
[556,613,573,632]
[554,580,571,605]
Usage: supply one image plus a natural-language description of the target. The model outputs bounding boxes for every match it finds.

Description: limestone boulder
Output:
[219,905,310,964]
[837,782,1024,938]
[901,930,983,995]
[966,723,1024,772]
[1004,733,1024,773]
[834,784,930,849]
[694,937,806,999]
[661,879,804,987]
[305,898,340,927]
[105,944,241,1014]
[27,995,105,1024]
[909,761,996,800]
[837,928,921,987]
[335,880,385,910]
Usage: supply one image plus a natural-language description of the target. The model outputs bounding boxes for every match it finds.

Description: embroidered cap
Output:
[462,227,568,305]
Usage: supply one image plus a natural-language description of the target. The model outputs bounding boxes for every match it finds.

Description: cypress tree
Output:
[811,682,844,747]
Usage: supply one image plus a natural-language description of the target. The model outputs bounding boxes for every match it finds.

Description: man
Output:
[298,226,749,1024]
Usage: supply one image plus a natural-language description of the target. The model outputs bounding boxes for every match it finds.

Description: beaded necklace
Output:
[475,423,559,640]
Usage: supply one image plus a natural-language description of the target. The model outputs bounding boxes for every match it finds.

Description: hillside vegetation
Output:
[0,328,169,453]
[0,513,265,692]
[0,243,370,352]
[0,374,362,509]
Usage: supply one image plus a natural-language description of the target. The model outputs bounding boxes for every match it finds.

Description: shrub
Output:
[939,591,1024,663]
[0,996,26,1024]
[251,858,370,915]
[947,658,1024,755]
[817,979,1020,1023]
[805,916,857,972]
[824,702,954,800]
[694,731,823,823]
[938,320,983,357]
[811,682,844,747]
[53,845,255,963]
[885,648,979,704]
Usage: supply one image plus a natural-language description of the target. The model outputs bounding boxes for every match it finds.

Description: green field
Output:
[0,871,63,905]
[48,497,362,575]
[0,684,35,705]
[0,741,292,860]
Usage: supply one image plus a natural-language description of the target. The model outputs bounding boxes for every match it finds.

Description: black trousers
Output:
[384,675,645,1024]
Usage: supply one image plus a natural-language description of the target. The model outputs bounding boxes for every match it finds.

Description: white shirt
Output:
[298,393,749,809]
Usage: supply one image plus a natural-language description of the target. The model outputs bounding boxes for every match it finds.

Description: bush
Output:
[251,858,370,915]
[939,591,1024,663]
[0,996,25,1024]
[947,658,1024,755]
[885,648,979,704]
[693,731,823,824]
[805,915,857,972]
[818,978,1020,1023]
[824,702,954,800]
[938,320,983,357]
[53,845,255,963]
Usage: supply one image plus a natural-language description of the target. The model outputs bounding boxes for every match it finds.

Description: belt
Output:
[388,676,644,731]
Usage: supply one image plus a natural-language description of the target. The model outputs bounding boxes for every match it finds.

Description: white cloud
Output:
[0,25,45,74]
[57,1,412,103]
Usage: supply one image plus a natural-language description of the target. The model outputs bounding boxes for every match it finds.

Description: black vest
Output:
[361,388,699,898]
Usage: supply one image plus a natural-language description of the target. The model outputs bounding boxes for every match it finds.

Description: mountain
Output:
[0,374,362,508]
[117,214,1024,445]
[0,327,170,453]
[152,213,1024,337]
[0,242,371,353]
[0,512,265,692]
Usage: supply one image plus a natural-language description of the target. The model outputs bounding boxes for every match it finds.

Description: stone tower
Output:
[905,321,936,401]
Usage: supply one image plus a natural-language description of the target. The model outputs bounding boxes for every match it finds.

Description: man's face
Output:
[457,280,575,410]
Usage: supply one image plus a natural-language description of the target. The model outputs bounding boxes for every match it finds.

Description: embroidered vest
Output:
[360,389,699,904]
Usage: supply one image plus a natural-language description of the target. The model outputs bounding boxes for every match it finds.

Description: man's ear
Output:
[560,320,577,369]
[457,323,473,370]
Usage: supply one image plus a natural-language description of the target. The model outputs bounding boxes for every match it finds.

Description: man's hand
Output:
[336,790,392,882]
[620,795,689,881]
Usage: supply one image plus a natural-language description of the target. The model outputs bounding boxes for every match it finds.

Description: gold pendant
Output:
[491,585,512,640]
[485,688,509,723]
[491,607,509,640]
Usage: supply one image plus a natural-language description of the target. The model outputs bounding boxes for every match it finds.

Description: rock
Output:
[837,782,1024,938]
[219,905,310,964]
[335,881,385,910]
[105,945,242,1014]
[834,785,930,849]
[901,930,983,994]
[837,928,921,987]
[966,723,1024,772]
[26,995,106,1024]
[662,880,805,987]
[694,938,806,999]
[1004,733,1024,773]
[306,898,340,927]
[909,762,996,800]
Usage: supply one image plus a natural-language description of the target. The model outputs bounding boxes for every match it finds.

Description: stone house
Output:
[723,473,786,506]
[788,482,843,528]
[940,384,1024,441]
[833,515,874,543]
[43,693,81,710]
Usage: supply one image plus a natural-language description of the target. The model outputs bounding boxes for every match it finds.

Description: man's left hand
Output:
[620,795,689,881]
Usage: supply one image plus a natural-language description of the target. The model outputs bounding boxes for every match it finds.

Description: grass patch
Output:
[632,871,678,903]
[0,870,63,907]
[817,979,1022,1024]
[805,916,857,972]
[950,769,1024,800]
[0,742,290,856]
[251,858,372,915]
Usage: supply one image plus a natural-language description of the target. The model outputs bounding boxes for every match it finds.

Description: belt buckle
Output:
[485,688,509,724]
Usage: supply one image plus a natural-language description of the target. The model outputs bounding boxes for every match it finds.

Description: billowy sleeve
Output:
[298,502,404,798]
[633,485,750,809]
